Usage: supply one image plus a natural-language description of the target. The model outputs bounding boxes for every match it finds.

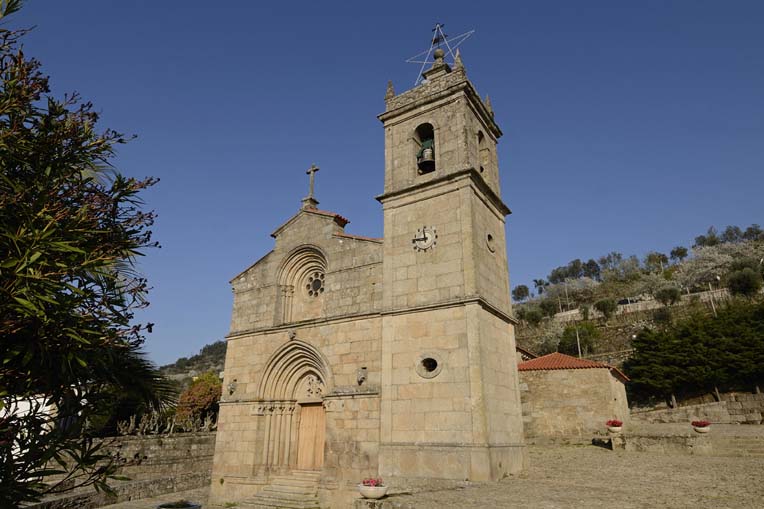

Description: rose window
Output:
[305,272,325,297]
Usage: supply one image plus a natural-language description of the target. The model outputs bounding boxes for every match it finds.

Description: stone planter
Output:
[607,426,623,433]
[358,485,388,499]
[157,502,202,509]
[693,425,711,434]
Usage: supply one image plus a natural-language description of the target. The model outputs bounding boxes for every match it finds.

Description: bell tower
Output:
[376,47,527,481]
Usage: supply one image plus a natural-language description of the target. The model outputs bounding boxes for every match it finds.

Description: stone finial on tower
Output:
[422,47,452,81]
[454,48,464,70]
[385,80,395,100]
[484,94,494,118]
[301,164,320,210]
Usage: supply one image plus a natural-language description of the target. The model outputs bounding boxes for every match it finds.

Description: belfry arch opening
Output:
[414,123,435,174]
[477,130,491,175]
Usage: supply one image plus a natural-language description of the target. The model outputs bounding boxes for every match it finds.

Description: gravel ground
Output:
[104,443,764,509]
[390,444,764,509]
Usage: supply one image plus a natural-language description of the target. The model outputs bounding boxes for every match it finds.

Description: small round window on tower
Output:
[486,233,496,253]
[306,272,325,297]
[421,358,438,372]
[415,353,443,379]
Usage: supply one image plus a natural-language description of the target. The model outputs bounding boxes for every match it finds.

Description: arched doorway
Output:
[256,340,332,472]
[296,403,325,470]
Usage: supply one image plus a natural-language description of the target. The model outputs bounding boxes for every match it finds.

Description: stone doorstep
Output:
[244,495,321,509]
[242,470,321,509]
[261,484,319,496]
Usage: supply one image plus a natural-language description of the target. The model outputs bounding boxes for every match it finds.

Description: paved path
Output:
[101,488,208,509]
[103,439,764,508]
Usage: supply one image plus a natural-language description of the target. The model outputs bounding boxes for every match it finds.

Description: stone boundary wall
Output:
[31,433,215,509]
[632,393,764,424]
[108,432,216,480]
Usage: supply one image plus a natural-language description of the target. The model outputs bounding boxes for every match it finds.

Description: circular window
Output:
[415,353,443,379]
[422,358,438,372]
[306,272,325,297]
[486,233,496,253]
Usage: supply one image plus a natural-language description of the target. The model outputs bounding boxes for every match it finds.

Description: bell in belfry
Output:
[416,138,435,173]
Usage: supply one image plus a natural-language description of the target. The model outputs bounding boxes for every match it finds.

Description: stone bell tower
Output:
[376,48,527,480]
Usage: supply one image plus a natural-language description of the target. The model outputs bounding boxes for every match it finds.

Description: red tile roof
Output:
[305,208,349,227]
[518,352,629,382]
[334,232,383,243]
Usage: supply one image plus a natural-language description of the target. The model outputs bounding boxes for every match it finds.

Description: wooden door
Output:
[296,403,325,470]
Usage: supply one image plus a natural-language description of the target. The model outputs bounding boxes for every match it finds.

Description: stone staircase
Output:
[243,470,322,509]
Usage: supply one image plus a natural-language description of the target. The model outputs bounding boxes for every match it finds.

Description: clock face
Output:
[412,226,437,251]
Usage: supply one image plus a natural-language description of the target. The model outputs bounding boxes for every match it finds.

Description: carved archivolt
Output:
[253,339,333,472]
[257,339,333,401]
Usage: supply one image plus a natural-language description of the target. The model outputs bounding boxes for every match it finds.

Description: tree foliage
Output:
[511,284,529,302]
[0,6,171,504]
[624,300,764,404]
[727,268,762,297]
[644,252,668,273]
[654,286,681,306]
[594,299,617,320]
[175,372,222,423]
[670,246,688,263]
[557,321,600,356]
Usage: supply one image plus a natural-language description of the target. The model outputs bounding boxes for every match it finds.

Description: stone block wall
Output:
[632,392,764,424]
[32,433,215,509]
[519,368,629,438]
[229,211,383,334]
[108,432,215,480]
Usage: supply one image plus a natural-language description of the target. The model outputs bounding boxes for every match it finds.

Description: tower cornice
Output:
[375,167,510,217]
[379,71,502,139]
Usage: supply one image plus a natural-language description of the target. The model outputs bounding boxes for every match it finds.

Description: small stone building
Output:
[209,49,527,508]
[518,353,630,438]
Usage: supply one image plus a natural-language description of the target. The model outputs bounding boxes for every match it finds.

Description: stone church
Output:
[209,49,527,508]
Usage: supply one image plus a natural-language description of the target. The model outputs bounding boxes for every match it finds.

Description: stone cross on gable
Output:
[301,164,320,210]
[306,164,319,199]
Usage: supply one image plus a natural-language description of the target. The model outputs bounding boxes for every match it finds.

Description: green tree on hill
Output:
[624,300,764,404]
[654,286,681,306]
[727,268,762,297]
[670,246,688,263]
[594,299,617,320]
[557,322,600,356]
[512,284,530,302]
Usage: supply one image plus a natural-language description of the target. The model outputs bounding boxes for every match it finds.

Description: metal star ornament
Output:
[406,23,475,86]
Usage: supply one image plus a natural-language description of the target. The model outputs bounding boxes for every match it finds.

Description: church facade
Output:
[209,50,527,507]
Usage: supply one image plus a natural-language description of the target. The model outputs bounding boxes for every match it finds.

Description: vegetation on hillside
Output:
[623,299,764,405]
[160,340,226,383]
[513,224,764,357]
[0,3,172,505]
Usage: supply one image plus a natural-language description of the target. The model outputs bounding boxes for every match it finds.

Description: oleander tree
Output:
[0,2,172,505]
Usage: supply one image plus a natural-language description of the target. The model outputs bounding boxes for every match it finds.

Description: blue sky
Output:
[15,1,764,365]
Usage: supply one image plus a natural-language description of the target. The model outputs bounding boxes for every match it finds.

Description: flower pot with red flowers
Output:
[606,419,623,433]
[358,478,388,499]
[691,420,711,433]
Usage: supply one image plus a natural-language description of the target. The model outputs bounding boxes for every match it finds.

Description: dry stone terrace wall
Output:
[632,392,764,424]
[31,433,215,509]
